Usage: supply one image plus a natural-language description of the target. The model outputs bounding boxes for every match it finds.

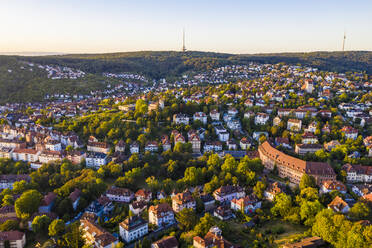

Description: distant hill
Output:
[24,50,372,77]
[0,51,371,103]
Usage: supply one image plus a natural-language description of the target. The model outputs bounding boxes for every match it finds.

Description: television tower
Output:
[342,31,346,51]
[182,28,186,52]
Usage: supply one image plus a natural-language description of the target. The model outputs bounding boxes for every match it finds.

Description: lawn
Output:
[257,219,308,246]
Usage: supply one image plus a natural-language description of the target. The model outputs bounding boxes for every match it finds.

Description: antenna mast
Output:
[342,31,346,51]
[182,28,186,52]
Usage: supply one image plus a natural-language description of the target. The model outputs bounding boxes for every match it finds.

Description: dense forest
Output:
[0,51,371,103]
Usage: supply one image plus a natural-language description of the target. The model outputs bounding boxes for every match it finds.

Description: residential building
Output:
[135,189,152,202]
[259,141,336,185]
[275,137,291,149]
[86,152,108,169]
[38,192,57,213]
[200,194,215,211]
[0,231,26,248]
[341,126,358,140]
[80,219,118,248]
[327,196,350,213]
[173,114,189,125]
[324,140,341,151]
[39,150,63,164]
[213,185,245,203]
[231,195,261,214]
[145,141,158,152]
[129,200,147,216]
[151,236,178,248]
[115,140,126,152]
[189,134,201,153]
[209,110,220,121]
[119,216,148,243]
[130,142,140,154]
[264,182,283,201]
[172,191,196,213]
[69,188,81,210]
[295,144,323,155]
[193,227,238,248]
[0,147,12,159]
[0,174,30,190]
[319,180,347,195]
[273,116,281,126]
[87,141,110,154]
[106,187,134,203]
[66,150,86,165]
[302,132,318,144]
[45,139,62,151]
[342,163,372,183]
[287,119,302,132]
[213,206,233,220]
[149,203,175,227]
[161,136,171,151]
[11,148,39,163]
[193,112,207,125]
[239,137,251,150]
[254,113,269,125]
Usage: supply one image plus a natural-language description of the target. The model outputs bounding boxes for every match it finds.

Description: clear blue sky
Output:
[1,0,371,54]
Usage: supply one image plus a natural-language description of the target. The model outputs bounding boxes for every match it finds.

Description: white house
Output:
[254,113,269,125]
[45,140,62,151]
[193,112,208,125]
[210,110,220,121]
[320,180,347,195]
[85,152,108,169]
[0,231,26,248]
[106,187,134,203]
[327,196,350,213]
[213,185,245,203]
[149,203,175,227]
[145,141,158,152]
[231,195,261,214]
[39,150,63,164]
[172,191,196,213]
[341,126,358,140]
[119,216,148,243]
[173,114,189,125]
[130,142,140,154]
[11,148,40,163]
[287,119,302,132]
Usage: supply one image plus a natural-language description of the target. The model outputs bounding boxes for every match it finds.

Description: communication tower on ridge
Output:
[342,31,346,51]
[182,28,186,52]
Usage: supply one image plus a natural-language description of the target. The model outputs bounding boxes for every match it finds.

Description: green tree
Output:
[32,215,51,233]
[15,189,42,219]
[348,202,370,221]
[300,200,324,226]
[271,193,292,217]
[0,219,19,231]
[299,174,316,190]
[176,208,198,231]
[2,195,13,207]
[48,219,65,237]
[253,181,266,199]
[194,213,216,236]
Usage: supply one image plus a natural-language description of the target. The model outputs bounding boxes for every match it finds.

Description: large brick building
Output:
[258,141,336,185]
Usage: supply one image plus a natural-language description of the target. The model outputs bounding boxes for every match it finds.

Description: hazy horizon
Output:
[1,0,372,54]
[1,49,372,57]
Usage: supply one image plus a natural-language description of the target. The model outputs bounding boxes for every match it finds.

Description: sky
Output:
[0,0,371,54]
